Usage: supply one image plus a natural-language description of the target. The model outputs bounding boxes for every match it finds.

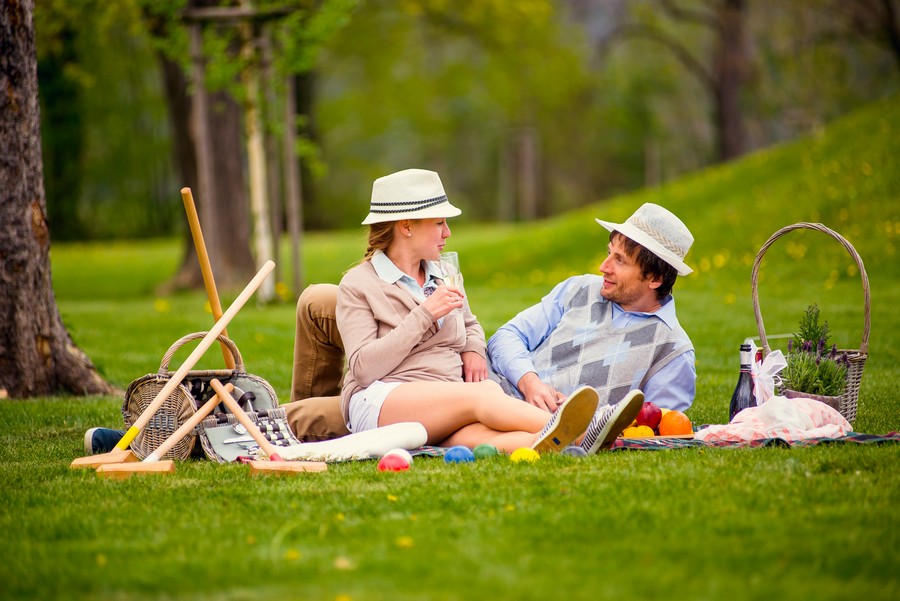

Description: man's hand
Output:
[517,372,565,412]
[461,351,488,382]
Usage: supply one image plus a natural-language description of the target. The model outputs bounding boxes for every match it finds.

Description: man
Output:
[487,203,695,418]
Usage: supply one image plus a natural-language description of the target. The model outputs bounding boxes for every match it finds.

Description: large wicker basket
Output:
[122,332,279,460]
[751,223,870,424]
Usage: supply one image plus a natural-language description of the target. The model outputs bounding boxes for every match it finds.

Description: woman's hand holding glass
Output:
[423,284,465,320]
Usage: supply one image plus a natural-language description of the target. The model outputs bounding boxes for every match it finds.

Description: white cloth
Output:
[277,422,429,462]
[695,395,852,444]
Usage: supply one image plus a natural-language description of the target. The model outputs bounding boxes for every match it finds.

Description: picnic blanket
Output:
[611,395,899,450]
[610,431,900,451]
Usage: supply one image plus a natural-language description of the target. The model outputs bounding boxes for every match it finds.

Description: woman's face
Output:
[407,218,452,260]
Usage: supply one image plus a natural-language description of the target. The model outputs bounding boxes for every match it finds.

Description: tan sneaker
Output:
[580,389,645,454]
[531,386,600,454]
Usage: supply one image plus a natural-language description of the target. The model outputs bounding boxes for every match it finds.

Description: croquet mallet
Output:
[181,186,235,369]
[70,260,275,469]
[208,378,327,475]
[94,383,235,480]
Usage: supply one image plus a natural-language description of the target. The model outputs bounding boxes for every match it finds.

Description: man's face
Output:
[598,235,661,312]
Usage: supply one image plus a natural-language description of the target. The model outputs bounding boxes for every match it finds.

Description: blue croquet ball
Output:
[562,445,588,457]
[473,444,499,459]
[444,445,475,463]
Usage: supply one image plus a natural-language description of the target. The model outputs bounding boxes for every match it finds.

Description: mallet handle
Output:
[209,378,285,462]
[181,187,235,369]
[143,383,234,463]
[115,260,275,451]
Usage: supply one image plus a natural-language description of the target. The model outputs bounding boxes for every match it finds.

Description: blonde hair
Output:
[363,221,397,261]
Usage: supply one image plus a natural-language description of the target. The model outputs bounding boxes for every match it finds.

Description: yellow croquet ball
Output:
[510,448,540,463]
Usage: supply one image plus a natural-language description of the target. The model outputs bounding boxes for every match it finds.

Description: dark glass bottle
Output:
[729,343,756,422]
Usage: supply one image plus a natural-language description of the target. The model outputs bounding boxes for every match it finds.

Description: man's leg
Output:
[283,395,349,442]
[287,283,349,441]
[291,283,345,400]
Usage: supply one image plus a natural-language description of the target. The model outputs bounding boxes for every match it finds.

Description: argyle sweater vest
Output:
[494,275,693,406]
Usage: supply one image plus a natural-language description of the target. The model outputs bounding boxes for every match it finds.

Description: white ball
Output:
[383,448,413,465]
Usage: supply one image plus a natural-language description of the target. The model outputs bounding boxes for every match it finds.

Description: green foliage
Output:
[34,0,178,239]
[781,305,847,397]
[782,348,849,397]
[793,304,830,349]
[32,1,900,238]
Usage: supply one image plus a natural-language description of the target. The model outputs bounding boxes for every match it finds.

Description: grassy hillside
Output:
[12,96,895,601]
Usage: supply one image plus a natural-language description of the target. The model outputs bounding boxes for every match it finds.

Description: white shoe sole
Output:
[532,386,600,454]
[584,390,645,454]
[83,427,100,456]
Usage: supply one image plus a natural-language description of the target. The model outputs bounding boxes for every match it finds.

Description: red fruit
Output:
[377,454,410,472]
[635,401,662,431]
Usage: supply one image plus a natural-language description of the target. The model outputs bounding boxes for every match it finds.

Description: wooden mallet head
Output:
[208,379,326,476]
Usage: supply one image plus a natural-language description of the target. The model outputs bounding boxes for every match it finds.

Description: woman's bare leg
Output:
[378,380,548,445]
[439,422,534,453]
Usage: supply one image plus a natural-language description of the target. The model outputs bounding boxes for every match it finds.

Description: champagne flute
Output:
[440,251,464,290]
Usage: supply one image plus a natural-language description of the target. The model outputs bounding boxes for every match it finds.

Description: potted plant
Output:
[780,304,851,411]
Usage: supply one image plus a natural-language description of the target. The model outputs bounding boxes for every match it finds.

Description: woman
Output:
[337,168,598,453]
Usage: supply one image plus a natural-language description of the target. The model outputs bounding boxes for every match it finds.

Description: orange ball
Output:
[657,410,693,435]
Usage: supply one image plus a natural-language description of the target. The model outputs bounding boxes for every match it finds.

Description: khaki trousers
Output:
[283,284,350,441]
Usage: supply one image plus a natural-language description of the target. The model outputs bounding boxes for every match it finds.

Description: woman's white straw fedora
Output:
[362,168,462,225]
[595,203,694,275]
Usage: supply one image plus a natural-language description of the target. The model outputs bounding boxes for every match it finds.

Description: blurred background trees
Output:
[32,0,899,264]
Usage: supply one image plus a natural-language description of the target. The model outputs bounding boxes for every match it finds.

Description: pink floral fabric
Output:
[695,395,853,444]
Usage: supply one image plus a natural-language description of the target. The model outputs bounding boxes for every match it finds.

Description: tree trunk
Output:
[161,2,256,293]
[241,11,276,303]
[516,126,541,220]
[284,75,305,295]
[294,71,320,228]
[714,0,747,161]
[0,0,114,398]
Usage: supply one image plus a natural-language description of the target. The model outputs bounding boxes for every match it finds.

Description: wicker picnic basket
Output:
[122,332,279,461]
[751,222,870,424]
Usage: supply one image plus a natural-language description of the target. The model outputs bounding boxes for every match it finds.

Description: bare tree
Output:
[147,1,257,293]
[610,0,749,162]
[0,0,114,398]
[820,0,900,74]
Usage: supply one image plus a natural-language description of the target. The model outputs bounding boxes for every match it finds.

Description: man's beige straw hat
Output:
[595,203,694,275]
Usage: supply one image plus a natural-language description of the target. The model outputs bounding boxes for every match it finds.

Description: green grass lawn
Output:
[2,97,899,600]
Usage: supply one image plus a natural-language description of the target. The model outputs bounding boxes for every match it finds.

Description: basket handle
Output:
[751,222,870,356]
[158,331,246,375]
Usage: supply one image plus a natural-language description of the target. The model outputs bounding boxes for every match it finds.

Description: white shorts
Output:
[347,380,403,433]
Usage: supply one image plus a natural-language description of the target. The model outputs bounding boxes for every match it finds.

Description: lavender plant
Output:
[782,305,849,396]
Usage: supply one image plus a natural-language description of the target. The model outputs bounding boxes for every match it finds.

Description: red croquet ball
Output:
[377,454,410,472]
[635,401,663,431]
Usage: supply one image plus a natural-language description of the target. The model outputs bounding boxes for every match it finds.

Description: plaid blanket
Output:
[609,431,900,451]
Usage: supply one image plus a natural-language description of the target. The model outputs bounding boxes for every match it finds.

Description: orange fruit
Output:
[622,425,655,438]
[658,410,693,435]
